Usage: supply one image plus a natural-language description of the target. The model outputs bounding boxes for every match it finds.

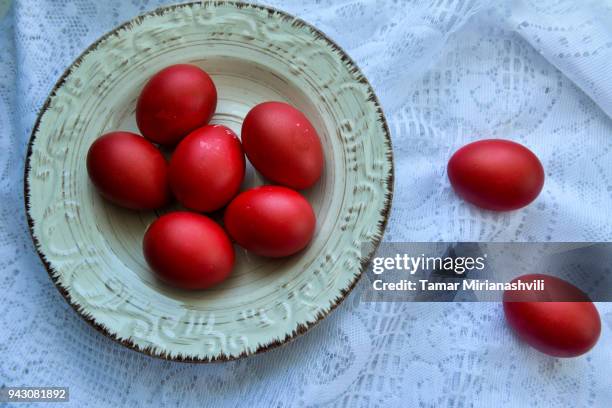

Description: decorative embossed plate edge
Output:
[23,1,394,362]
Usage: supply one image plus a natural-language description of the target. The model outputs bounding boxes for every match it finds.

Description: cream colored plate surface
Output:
[25,1,393,361]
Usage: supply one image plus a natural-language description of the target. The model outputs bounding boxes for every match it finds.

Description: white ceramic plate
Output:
[25,1,393,362]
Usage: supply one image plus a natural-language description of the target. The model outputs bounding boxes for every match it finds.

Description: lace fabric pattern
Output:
[1,0,611,406]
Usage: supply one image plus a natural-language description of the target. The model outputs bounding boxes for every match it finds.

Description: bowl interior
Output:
[103,55,334,307]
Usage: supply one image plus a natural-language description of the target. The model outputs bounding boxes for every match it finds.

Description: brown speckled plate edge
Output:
[23,0,394,363]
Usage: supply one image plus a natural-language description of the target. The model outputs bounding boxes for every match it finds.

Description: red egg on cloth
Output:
[143,212,235,290]
[136,64,217,146]
[503,274,601,357]
[169,125,245,212]
[448,139,544,211]
[241,101,324,190]
[86,131,170,210]
[224,186,316,257]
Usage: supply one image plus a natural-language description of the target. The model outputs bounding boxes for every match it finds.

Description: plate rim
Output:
[23,0,394,363]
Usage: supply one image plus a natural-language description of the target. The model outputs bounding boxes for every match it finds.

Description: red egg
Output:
[169,125,245,212]
[143,212,234,290]
[136,64,217,146]
[224,186,316,257]
[503,274,601,357]
[241,101,324,190]
[447,139,544,211]
[86,131,170,210]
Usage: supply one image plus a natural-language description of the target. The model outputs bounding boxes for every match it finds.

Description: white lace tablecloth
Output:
[1,0,611,406]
